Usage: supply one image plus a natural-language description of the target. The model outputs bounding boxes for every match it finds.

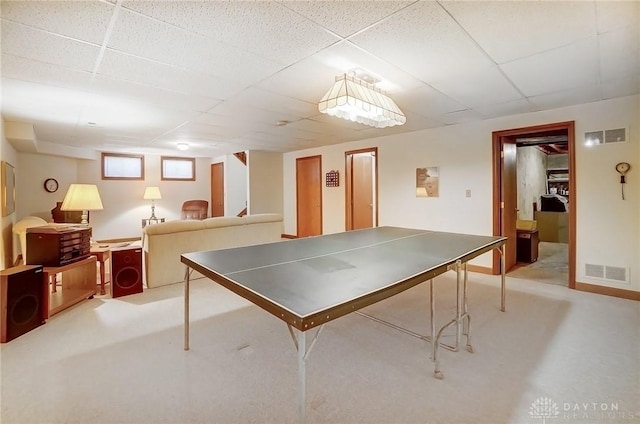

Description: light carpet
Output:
[1,272,638,424]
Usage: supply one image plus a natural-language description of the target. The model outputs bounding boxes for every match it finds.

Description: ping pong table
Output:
[181,226,507,424]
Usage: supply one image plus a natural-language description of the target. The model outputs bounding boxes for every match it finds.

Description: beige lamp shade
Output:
[143,186,161,220]
[143,186,162,200]
[60,184,103,225]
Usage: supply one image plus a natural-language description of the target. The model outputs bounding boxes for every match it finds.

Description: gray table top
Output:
[182,226,506,331]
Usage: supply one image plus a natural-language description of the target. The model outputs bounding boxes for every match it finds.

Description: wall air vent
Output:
[584,128,627,146]
[584,263,629,284]
[604,128,626,144]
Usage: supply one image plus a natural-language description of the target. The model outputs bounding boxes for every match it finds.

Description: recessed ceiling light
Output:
[177,142,189,150]
[88,122,97,126]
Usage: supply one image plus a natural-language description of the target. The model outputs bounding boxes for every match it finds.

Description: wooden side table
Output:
[44,256,97,318]
[90,245,111,295]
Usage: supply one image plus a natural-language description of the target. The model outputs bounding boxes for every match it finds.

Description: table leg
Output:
[184,266,190,351]
[500,245,506,312]
[99,260,106,295]
[296,329,307,424]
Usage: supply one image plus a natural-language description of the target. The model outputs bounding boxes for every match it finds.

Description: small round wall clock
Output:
[44,178,59,193]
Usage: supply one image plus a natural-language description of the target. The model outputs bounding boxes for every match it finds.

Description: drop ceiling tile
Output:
[439,109,484,126]
[90,75,222,114]
[0,20,100,72]
[0,0,115,45]
[529,84,602,111]
[228,87,317,119]
[281,1,414,38]
[98,50,245,99]
[473,98,538,119]
[1,54,93,91]
[122,1,340,65]
[430,65,523,109]
[107,8,282,84]
[349,1,494,83]
[599,26,640,82]
[596,1,640,34]
[1,78,86,125]
[500,37,599,97]
[442,1,596,64]
[394,84,467,119]
[601,75,640,99]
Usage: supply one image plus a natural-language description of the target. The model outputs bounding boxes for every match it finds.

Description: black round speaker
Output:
[10,294,39,325]
[115,267,140,289]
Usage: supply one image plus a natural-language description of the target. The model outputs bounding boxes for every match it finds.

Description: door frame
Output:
[492,121,576,288]
[345,147,378,231]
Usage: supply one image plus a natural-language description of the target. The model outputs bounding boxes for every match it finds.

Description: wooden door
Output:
[502,140,518,271]
[346,149,377,230]
[296,156,322,237]
[210,162,224,217]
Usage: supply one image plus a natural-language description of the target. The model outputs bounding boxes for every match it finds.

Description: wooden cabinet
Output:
[44,256,96,318]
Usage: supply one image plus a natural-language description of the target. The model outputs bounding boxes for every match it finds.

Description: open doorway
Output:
[492,122,576,288]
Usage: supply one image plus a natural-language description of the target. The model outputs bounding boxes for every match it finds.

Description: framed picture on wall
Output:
[416,166,440,198]
[1,161,15,216]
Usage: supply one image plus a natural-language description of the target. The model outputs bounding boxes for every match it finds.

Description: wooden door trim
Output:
[492,121,575,288]
[296,155,323,237]
[344,147,378,230]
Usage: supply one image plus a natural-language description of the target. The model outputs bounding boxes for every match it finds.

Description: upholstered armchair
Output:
[180,200,209,220]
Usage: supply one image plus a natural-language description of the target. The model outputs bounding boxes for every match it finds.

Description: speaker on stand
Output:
[1,265,46,343]
[111,247,143,298]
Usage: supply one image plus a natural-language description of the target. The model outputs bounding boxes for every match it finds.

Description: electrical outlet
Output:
[465,189,471,198]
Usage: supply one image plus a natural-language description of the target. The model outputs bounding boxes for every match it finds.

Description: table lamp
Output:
[60,183,103,225]
[143,186,162,220]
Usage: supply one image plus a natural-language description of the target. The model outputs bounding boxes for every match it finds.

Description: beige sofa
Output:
[142,213,283,288]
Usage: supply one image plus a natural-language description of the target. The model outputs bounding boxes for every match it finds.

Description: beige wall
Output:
[247,150,283,215]
[283,95,640,292]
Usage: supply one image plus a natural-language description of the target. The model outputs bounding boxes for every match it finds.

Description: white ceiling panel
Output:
[0,0,115,45]
[1,79,87,125]
[90,75,222,114]
[281,1,414,38]
[123,1,340,65]
[500,37,600,97]
[474,98,539,120]
[1,54,93,91]
[443,1,596,64]
[97,50,245,100]
[1,1,638,157]
[430,65,523,109]
[599,26,640,82]
[601,75,640,100]
[596,1,640,34]
[529,84,602,111]
[350,1,494,82]
[1,20,100,72]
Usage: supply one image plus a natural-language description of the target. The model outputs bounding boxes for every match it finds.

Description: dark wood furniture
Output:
[26,225,91,267]
[90,245,111,295]
[516,229,539,263]
[51,202,87,223]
